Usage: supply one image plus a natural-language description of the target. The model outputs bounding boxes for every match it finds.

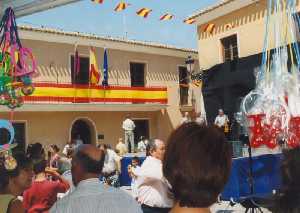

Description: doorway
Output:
[133,119,150,144]
[71,119,96,145]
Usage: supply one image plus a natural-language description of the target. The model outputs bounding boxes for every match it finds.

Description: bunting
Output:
[89,47,100,85]
[160,13,174,21]
[91,0,104,3]
[204,23,215,34]
[115,2,130,12]
[136,8,152,18]
[225,23,233,30]
[183,18,196,24]
[89,1,202,25]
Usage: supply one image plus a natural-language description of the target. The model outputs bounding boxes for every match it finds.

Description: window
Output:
[0,122,26,153]
[130,62,145,87]
[71,55,90,85]
[221,34,239,62]
[179,66,189,106]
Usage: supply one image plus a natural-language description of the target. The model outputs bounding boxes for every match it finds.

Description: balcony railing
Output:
[23,83,168,104]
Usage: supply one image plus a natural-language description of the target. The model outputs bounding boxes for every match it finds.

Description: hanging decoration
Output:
[183,18,196,25]
[225,23,233,30]
[91,0,104,4]
[203,23,215,34]
[238,0,300,149]
[114,2,130,12]
[136,8,152,18]
[0,7,36,109]
[0,119,17,171]
[160,13,174,21]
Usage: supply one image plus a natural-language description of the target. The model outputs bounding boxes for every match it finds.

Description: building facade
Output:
[0,25,200,151]
[190,0,300,125]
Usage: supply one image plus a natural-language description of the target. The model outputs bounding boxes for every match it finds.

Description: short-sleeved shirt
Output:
[102,149,121,174]
[23,180,69,213]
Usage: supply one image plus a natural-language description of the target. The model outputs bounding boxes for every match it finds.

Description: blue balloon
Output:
[0,120,15,145]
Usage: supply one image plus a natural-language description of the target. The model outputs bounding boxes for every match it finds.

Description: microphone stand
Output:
[240,136,263,213]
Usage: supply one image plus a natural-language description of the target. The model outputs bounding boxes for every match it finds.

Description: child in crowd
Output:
[127,156,141,199]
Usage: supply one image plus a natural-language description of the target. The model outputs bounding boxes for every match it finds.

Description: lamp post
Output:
[185,55,195,74]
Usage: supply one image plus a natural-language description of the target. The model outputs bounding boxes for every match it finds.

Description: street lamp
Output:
[185,55,195,74]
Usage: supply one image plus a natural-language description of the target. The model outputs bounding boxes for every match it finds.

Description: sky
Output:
[17,0,219,49]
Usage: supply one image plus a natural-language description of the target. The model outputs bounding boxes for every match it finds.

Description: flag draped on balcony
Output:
[91,0,104,3]
[136,8,152,18]
[102,49,109,86]
[89,47,100,85]
[160,13,174,21]
[114,2,130,12]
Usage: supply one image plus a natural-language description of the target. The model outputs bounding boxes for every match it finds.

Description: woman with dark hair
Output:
[269,147,300,213]
[163,122,232,213]
[23,157,70,212]
[0,152,33,213]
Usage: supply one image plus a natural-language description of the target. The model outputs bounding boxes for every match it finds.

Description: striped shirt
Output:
[50,178,142,213]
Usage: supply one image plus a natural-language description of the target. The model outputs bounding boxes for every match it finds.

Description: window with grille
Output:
[221,34,239,62]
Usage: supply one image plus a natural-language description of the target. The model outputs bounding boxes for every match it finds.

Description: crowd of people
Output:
[0,122,299,213]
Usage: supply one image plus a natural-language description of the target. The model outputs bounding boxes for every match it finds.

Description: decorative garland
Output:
[0,119,17,171]
[0,7,36,109]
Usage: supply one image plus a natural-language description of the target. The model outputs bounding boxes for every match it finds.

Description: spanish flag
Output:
[136,8,152,18]
[114,2,130,12]
[160,13,174,21]
[91,0,104,3]
[183,18,196,24]
[89,47,100,85]
[204,23,215,34]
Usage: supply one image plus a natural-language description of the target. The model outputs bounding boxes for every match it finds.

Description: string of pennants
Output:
[91,0,196,25]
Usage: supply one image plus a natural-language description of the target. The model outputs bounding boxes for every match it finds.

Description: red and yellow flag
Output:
[160,13,174,21]
[183,18,196,24]
[136,8,152,18]
[91,0,104,3]
[204,23,215,34]
[89,47,100,85]
[114,2,130,12]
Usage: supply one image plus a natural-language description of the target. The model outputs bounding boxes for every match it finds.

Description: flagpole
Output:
[122,13,128,39]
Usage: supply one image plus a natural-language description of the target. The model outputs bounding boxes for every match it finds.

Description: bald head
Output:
[78,144,103,161]
[72,144,105,186]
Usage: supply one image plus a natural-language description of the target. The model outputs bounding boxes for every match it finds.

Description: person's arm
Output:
[8,199,25,213]
[46,169,70,191]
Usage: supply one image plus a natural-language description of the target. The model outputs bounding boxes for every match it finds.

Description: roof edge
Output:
[18,25,198,54]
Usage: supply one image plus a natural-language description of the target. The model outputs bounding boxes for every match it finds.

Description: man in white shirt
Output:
[50,144,142,213]
[122,115,136,153]
[214,109,229,128]
[137,136,147,153]
[99,144,122,187]
[115,138,127,156]
[74,135,83,148]
[135,139,173,213]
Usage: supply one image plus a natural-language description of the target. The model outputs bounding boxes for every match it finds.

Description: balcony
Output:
[0,83,168,112]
